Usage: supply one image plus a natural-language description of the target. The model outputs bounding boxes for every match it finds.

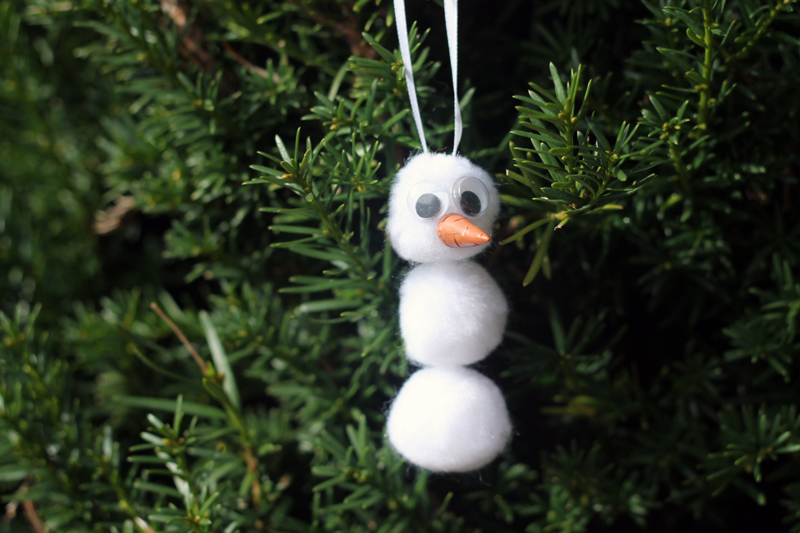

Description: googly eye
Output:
[408,181,449,219]
[452,177,490,217]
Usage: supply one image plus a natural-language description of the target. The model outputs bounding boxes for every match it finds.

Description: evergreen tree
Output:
[2,0,800,531]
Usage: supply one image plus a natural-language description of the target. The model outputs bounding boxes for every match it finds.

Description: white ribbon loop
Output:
[394,0,462,155]
[443,0,462,155]
[393,0,428,153]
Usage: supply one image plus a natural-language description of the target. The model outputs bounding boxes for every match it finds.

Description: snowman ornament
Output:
[385,0,512,473]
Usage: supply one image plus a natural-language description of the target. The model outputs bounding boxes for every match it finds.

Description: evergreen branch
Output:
[669,138,691,191]
[148,302,267,510]
[19,478,45,533]
[708,405,800,495]
[507,63,654,283]
[91,444,158,533]
[252,129,394,318]
[150,302,208,374]
[732,0,795,62]
[523,220,556,286]
[222,41,269,78]
[160,0,216,72]
[300,173,374,282]
[696,3,715,130]
[90,2,247,141]
[200,0,340,75]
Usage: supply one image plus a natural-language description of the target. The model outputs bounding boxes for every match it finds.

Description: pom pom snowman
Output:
[385,0,511,473]
[386,153,512,472]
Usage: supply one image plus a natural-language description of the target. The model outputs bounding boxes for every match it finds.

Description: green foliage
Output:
[3,0,800,532]
[506,64,654,283]
[0,1,107,321]
[725,256,800,380]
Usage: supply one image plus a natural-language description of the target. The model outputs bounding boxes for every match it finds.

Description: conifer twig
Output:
[160,0,215,71]
[222,42,270,79]
[696,4,715,129]
[150,303,264,509]
[22,500,43,533]
[150,303,208,374]
[20,478,44,533]
[289,0,379,59]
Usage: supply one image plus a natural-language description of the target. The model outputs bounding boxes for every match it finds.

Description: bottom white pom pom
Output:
[387,366,512,472]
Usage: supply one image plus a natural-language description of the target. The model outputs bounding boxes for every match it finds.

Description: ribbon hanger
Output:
[443,0,462,155]
[393,0,463,155]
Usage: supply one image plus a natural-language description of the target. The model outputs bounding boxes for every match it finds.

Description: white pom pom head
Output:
[387,153,500,263]
[387,366,512,472]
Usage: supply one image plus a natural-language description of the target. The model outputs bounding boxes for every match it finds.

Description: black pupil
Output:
[460,191,482,216]
[415,193,441,218]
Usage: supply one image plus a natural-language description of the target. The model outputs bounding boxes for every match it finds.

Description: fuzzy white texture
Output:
[399,261,508,366]
[387,153,500,263]
[387,366,512,472]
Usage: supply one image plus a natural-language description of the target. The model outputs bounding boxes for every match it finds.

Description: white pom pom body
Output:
[387,366,512,472]
[387,153,500,263]
[399,261,508,366]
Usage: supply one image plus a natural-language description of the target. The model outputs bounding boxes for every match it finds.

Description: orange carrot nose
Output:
[437,214,491,248]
